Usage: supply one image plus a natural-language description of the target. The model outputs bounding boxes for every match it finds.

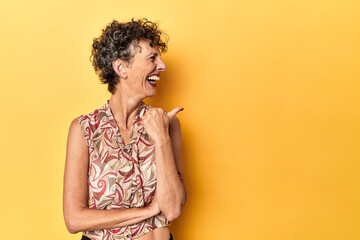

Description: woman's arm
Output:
[154,116,187,221]
[63,118,160,234]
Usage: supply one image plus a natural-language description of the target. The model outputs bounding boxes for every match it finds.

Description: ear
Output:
[112,58,128,79]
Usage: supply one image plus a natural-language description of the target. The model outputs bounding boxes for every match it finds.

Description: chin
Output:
[146,90,156,98]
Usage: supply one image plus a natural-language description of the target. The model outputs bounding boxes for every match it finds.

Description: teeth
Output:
[147,75,160,81]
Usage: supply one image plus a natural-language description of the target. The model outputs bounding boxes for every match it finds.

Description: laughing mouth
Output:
[146,75,160,83]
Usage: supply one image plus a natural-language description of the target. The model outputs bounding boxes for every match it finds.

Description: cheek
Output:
[141,70,149,80]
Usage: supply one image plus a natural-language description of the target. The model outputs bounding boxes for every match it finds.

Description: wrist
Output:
[144,205,154,217]
[154,135,171,147]
[145,204,159,217]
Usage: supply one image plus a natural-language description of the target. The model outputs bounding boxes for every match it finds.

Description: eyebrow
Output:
[146,53,158,57]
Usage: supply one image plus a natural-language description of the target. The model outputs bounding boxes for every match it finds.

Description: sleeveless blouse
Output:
[77,100,170,240]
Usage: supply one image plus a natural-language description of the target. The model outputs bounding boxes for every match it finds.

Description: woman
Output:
[63,18,187,240]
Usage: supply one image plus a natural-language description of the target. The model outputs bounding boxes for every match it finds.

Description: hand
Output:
[147,191,161,216]
[142,107,184,143]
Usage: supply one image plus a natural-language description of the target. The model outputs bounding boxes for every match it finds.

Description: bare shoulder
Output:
[65,117,89,167]
[64,116,89,192]
[63,117,90,224]
[68,117,87,148]
[69,117,81,133]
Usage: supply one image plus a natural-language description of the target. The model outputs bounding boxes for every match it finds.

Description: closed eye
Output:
[149,53,158,62]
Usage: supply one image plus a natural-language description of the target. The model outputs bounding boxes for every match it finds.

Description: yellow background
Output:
[0,0,359,239]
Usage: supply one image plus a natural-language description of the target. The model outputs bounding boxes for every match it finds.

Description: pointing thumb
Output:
[167,107,184,120]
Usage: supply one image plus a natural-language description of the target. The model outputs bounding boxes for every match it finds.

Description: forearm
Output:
[65,206,154,234]
[154,136,186,220]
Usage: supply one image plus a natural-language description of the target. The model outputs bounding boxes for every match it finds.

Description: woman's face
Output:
[124,39,167,98]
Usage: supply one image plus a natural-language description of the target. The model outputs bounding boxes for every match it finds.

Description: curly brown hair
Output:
[90,18,168,94]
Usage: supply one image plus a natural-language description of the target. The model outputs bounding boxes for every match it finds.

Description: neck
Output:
[108,89,144,130]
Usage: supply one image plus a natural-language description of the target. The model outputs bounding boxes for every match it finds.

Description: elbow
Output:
[165,199,186,221]
[166,192,187,221]
[165,208,182,222]
[161,189,187,221]
[65,216,82,234]
[67,226,79,235]
[65,220,78,234]
[64,210,83,234]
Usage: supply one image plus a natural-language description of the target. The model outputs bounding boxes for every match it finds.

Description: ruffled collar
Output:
[103,99,150,149]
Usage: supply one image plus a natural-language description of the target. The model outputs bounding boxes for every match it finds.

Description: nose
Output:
[157,58,167,72]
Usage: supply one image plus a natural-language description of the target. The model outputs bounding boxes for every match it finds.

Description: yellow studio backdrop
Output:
[0,0,359,239]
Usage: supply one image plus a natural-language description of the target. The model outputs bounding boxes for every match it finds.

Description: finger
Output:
[166,107,184,120]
